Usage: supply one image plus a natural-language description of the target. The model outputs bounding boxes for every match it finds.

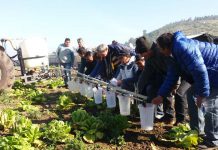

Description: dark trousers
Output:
[146,84,174,118]
[174,80,191,122]
[146,74,175,119]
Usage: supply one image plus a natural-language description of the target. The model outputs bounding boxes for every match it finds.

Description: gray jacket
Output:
[57,44,74,65]
[116,56,137,80]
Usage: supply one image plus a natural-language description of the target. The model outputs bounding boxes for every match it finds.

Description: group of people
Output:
[56,32,218,149]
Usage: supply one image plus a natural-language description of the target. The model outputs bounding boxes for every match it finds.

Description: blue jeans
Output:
[204,88,218,145]
[187,87,218,145]
[187,86,205,134]
[61,63,72,85]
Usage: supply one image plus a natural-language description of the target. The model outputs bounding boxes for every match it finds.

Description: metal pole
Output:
[20,67,148,103]
[17,48,26,76]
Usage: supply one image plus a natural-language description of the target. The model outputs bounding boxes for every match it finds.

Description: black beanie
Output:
[119,49,131,57]
[77,47,87,55]
[135,54,144,62]
[135,36,152,54]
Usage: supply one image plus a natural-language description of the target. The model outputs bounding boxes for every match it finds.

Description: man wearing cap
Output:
[90,42,133,81]
[135,36,175,125]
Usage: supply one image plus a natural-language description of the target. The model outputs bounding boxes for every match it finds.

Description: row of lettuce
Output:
[0,79,202,149]
[0,108,129,149]
[0,79,129,149]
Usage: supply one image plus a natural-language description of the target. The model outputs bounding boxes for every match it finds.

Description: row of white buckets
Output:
[68,80,116,108]
[68,80,155,130]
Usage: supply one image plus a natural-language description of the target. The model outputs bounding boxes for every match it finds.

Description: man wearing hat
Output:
[135,36,176,125]
[90,42,133,81]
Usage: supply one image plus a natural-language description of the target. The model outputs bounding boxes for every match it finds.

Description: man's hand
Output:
[117,80,122,86]
[152,96,163,105]
[196,96,205,108]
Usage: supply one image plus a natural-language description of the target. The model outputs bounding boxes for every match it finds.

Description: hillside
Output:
[126,15,218,46]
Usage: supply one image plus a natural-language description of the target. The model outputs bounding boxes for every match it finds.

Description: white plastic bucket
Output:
[67,81,74,91]
[106,90,116,108]
[73,80,80,93]
[86,84,94,98]
[93,87,102,104]
[138,103,155,131]
[79,83,86,96]
[117,95,131,116]
[68,80,80,92]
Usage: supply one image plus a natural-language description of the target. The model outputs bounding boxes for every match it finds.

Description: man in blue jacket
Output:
[90,43,133,81]
[135,36,175,124]
[153,31,218,148]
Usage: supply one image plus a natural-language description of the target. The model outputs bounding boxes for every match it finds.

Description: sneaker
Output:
[198,137,218,149]
[155,113,164,119]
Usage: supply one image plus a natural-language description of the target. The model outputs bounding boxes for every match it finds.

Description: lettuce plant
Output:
[43,120,73,143]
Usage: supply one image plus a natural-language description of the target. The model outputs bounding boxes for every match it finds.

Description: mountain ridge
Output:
[126,15,218,46]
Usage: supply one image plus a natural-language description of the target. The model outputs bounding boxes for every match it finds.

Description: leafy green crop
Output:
[162,124,203,148]
[80,116,104,143]
[0,109,19,131]
[12,80,36,90]
[0,90,14,103]
[47,78,64,89]
[65,131,87,150]
[110,135,126,146]
[12,89,25,98]
[12,116,43,146]
[164,123,190,140]
[19,100,42,119]
[0,135,34,150]
[71,109,104,143]
[56,94,74,110]
[12,115,32,134]
[43,120,73,143]
[19,100,40,112]
[12,80,47,103]
[71,109,90,130]
[176,130,201,148]
[98,112,129,141]
[12,80,25,90]
[26,89,47,103]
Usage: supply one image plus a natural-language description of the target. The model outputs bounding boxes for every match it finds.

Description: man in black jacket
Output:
[135,36,175,124]
[84,51,98,75]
